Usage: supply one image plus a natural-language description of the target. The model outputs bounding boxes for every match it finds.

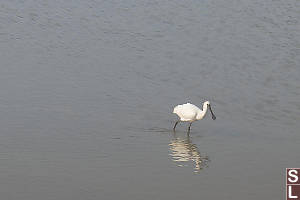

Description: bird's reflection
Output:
[169,131,210,173]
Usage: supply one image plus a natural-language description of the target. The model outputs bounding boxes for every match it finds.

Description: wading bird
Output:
[173,101,216,132]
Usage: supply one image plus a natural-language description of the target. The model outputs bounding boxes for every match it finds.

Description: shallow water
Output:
[0,0,299,199]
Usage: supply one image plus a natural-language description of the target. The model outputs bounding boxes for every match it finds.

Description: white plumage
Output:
[172,101,216,131]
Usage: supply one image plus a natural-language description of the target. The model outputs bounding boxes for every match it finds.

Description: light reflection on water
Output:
[169,131,210,173]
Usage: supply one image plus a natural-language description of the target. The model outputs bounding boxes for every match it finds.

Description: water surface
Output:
[0,0,299,199]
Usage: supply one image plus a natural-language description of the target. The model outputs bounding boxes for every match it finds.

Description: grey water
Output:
[0,0,299,199]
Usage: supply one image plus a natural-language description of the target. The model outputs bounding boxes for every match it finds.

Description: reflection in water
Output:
[169,132,210,173]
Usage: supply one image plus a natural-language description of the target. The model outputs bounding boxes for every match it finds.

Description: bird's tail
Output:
[173,105,179,114]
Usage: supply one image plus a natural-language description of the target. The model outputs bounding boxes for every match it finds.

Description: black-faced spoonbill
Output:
[172,101,216,131]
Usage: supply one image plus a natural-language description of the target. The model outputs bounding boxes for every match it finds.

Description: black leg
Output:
[188,122,192,132]
[173,120,180,131]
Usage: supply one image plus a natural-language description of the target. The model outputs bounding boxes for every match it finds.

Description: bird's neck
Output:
[196,103,208,120]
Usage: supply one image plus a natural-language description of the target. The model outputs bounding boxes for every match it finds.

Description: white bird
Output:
[173,101,216,131]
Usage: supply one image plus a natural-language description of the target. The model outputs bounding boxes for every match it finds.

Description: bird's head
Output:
[204,101,210,106]
[204,101,216,120]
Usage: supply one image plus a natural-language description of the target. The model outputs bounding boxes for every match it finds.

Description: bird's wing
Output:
[173,103,197,121]
[173,103,193,113]
[185,103,201,111]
